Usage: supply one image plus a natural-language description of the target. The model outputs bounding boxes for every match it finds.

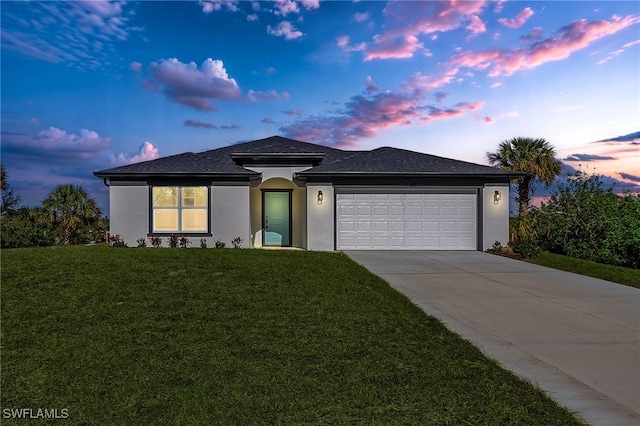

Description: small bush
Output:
[167,234,179,248]
[108,234,127,248]
[214,239,226,249]
[179,236,191,248]
[199,238,207,249]
[149,236,162,248]
[136,238,147,248]
[231,236,244,249]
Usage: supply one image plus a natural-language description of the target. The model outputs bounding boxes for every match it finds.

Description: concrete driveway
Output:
[345,251,640,426]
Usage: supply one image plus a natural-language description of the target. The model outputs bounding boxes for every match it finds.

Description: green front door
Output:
[263,191,291,246]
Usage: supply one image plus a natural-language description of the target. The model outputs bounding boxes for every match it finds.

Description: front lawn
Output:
[1,246,582,425]
[528,251,640,289]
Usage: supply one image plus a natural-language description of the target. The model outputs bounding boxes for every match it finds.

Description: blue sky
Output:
[1,0,639,211]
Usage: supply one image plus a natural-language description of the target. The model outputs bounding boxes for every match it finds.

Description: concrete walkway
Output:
[345,251,640,426]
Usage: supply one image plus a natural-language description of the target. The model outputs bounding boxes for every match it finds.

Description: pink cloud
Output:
[498,7,534,29]
[281,88,485,148]
[112,142,159,166]
[363,1,488,61]
[247,89,290,102]
[484,116,495,123]
[467,15,487,36]
[267,21,303,40]
[283,109,302,116]
[262,118,275,124]
[365,34,423,61]
[425,101,484,121]
[402,71,457,95]
[449,15,640,77]
[144,58,241,111]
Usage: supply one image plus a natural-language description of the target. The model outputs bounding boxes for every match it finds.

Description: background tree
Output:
[534,172,640,268]
[488,137,562,217]
[1,163,21,215]
[43,184,103,245]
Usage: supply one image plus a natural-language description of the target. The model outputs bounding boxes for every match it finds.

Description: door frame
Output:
[261,189,293,247]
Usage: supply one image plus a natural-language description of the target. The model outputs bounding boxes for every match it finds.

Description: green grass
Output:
[528,251,640,289]
[1,246,582,425]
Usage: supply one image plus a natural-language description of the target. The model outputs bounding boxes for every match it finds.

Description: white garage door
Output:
[336,193,477,250]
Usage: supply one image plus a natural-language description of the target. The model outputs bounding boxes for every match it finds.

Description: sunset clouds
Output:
[2,1,639,207]
[447,15,640,78]
[144,58,242,111]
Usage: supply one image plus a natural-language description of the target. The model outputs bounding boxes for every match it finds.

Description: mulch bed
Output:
[485,249,524,260]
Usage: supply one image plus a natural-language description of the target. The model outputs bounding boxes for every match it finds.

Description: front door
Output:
[263,191,291,246]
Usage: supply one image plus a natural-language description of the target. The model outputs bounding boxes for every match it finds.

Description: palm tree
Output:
[488,137,562,217]
[43,184,102,245]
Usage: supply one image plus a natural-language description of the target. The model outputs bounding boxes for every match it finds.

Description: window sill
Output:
[147,232,212,237]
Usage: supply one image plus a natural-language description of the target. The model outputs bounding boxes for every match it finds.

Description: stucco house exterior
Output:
[94,136,516,250]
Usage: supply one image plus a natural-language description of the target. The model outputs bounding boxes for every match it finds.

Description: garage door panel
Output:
[373,221,389,231]
[390,221,405,231]
[407,205,423,215]
[337,192,476,250]
[373,205,389,215]
[407,221,423,231]
[390,205,405,215]
[357,221,372,231]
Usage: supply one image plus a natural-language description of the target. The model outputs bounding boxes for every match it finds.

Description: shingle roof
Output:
[94,135,515,178]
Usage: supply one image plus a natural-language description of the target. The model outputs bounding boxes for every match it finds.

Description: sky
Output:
[1,0,639,212]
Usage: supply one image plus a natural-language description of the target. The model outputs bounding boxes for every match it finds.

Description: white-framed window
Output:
[152,186,209,233]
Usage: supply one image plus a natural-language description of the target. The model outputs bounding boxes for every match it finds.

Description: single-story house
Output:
[94,135,516,250]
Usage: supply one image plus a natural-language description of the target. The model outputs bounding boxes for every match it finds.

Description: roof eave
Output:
[93,171,261,180]
[295,171,521,179]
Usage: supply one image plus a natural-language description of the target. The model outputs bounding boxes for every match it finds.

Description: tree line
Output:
[1,164,106,248]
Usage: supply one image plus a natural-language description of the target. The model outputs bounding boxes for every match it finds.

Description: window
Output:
[152,186,208,233]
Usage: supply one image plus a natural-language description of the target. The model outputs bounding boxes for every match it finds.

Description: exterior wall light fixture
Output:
[317,190,323,205]
[494,190,501,205]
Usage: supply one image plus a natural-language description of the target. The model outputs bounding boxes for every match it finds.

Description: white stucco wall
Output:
[211,183,251,247]
[109,183,149,245]
[306,184,334,251]
[482,184,510,250]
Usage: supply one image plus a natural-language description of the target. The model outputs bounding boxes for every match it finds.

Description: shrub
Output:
[0,207,60,248]
[136,238,147,248]
[231,236,244,249]
[179,236,191,248]
[534,172,640,268]
[108,234,127,248]
[214,239,226,249]
[167,234,179,248]
[149,236,162,248]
